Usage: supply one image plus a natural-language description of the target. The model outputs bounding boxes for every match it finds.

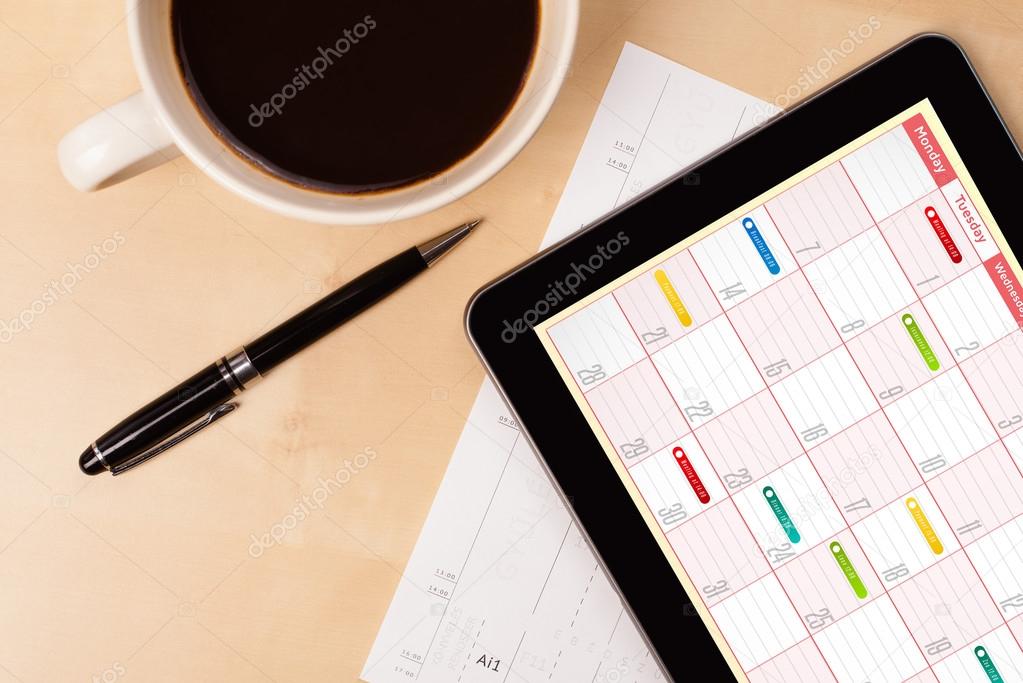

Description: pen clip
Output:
[112,402,238,476]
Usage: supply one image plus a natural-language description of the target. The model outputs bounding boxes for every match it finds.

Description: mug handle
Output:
[58,91,181,191]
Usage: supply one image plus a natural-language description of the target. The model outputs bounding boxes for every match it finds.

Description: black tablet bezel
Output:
[466,34,1023,681]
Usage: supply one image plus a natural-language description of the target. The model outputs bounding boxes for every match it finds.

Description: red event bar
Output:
[672,446,710,504]
[903,113,957,187]
[925,206,962,263]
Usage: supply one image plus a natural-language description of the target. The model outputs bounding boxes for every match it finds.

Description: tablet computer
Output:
[466,34,1023,682]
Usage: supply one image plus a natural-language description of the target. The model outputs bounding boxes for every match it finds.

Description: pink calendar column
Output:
[928,442,1023,545]
[965,517,1023,625]
[1010,621,1023,653]
[806,411,923,524]
[932,627,1023,681]
[665,500,768,607]
[729,273,841,385]
[613,249,721,351]
[695,390,804,494]
[766,161,873,267]
[775,529,881,628]
[748,637,836,683]
[888,552,1003,665]
[879,189,979,297]
[845,303,952,407]
[585,358,690,464]
[960,330,1023,437]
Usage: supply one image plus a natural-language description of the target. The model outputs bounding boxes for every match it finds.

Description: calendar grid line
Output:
[747,504,1023,681]
[685,244,940,681]
[585,317,1020,484]
[837,157,1023,662]
[575,210,1002,408]
[587,244,1007,674]
[541,324,763,676]
[560,220,1020,678]
[927,621,1016,670]
[541,106,1023,681]
[757,201,943,682]
[662,418,1022,584]
[605,447,1023,667]
[770,564,1023,682]
[604,290,844,683]
[583,252,997,399]
[557,168,983,367]
[746,154,1013,674]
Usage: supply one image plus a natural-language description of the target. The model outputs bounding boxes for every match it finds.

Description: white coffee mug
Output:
[58,0,578,225]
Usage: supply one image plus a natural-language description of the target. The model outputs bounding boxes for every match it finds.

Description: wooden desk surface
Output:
[1,1,1020,680]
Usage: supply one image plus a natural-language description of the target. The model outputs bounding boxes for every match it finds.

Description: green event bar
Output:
[902,313,940,371]
[975,646,1004,682]
[830,541,868,599]
[763,486,800,544]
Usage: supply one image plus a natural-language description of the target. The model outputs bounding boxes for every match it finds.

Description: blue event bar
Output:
[742,217,781,274]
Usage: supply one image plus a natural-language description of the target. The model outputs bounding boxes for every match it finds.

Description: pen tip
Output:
[418,218,482,266]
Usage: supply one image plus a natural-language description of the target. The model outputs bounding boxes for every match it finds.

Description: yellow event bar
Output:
[654,270,693,327]
[906,497,944,555]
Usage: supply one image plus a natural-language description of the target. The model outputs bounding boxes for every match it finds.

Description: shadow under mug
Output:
[58,0,578,225]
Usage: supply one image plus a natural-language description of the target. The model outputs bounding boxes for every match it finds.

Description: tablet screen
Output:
[537,100,1023,682]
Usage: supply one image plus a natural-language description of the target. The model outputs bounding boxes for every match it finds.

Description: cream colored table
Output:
[1,1,1021,681]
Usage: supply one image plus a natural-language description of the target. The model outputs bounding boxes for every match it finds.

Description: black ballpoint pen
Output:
[78,219,480,476]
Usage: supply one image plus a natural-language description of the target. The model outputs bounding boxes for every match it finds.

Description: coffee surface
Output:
[173,0,539,194]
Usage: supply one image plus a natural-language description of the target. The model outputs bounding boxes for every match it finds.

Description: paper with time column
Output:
[362,43,778,683]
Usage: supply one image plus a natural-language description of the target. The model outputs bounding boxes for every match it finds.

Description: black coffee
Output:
[173,1,540,194]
